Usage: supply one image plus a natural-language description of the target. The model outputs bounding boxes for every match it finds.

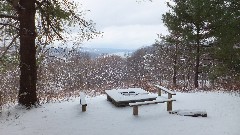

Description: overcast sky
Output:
[78,0,170,50]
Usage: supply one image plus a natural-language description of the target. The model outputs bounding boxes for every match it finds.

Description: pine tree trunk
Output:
[18,0,37,107]
[173,57,177,87]
[194,27,200,88]
[173,42,178,88]
[194,44,200,88]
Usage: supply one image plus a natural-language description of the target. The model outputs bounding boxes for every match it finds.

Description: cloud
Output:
[82,24,168,49]
[80,0,168,27]
[76,0,169,49]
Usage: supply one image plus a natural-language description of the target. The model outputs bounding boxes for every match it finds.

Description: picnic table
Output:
[105,88,156,107]
[105,86,176,115]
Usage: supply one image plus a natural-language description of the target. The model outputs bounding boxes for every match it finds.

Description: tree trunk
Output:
[172,41,178,88]
[194,27,200,88]
[194,44,200,88]
[18,0,37,107]
[173,57,177,87]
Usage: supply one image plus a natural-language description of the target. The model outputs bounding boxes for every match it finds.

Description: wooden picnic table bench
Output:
[155,85,176,111]
[155,85,176,97]
[80,92,87,112]
[129,85,176,115]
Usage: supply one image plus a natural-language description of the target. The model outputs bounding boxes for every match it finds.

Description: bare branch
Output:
[0,34,19,59]
[0,14,19,20]
[0,22,20,30]
[49,23,64,40]
[35,0,47,10]
[37,3,64,40]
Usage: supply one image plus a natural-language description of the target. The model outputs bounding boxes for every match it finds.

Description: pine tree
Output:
[163,0,214,88]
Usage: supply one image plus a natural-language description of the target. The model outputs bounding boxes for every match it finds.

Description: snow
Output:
[79,92,87,105]
[155,85,176,95]
[129,96,172,106]
[105,88,156,102]
[1,91,240,135]
[170,109,207,116]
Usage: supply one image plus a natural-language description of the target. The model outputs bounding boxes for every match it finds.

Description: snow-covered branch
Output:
[0,22,19,30]
[0,14,18,20]
[0,34,19,59]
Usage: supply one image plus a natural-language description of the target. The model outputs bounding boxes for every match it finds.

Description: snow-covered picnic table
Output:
[105,88,157,107]
[105,86,177,115]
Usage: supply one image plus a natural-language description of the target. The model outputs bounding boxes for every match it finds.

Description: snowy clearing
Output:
[1,91,240,135]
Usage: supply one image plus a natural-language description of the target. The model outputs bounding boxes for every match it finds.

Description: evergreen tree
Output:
[208,0,240,83]
[163,0,220,88]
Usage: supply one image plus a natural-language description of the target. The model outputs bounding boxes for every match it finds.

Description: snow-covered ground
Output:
[1,91,240,135]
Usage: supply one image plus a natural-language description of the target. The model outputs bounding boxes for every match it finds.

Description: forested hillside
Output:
[0,0,239,108]
[1,43,239,106]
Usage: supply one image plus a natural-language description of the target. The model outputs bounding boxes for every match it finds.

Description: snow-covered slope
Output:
[1,91,240,135]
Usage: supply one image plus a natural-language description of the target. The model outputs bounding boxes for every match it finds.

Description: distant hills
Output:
[80,47,134,57]
[47,47,134,58]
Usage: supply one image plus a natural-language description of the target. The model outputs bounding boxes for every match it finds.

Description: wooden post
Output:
[168,94,172,99]
[167,101,172,111]
[167,94,173,111]
[107,95,110,101]
[82,105,87,112]
[133,106,138,115]
[158,88,161,96]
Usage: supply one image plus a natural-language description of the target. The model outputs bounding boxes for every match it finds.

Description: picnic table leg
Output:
[107,95,111,101]
[82,105,87,112]
[167,101,172,111]
[133,106,138,115]
[158,88,161,96]
[167,94,173,111]
[168,94,172,99]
